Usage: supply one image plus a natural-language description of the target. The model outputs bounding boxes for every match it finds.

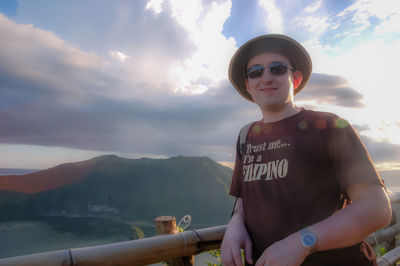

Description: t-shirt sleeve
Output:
[328,117,384,192]
[229,136,243,197]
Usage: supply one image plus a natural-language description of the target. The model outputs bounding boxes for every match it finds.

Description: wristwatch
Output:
[299,228,318,253]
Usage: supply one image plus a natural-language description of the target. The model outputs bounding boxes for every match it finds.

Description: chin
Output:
[259,102,287,112]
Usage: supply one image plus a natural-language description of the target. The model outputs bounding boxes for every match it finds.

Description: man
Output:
[221,34,392,266]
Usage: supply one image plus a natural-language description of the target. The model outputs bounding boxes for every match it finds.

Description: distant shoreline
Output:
[0,168,41,176]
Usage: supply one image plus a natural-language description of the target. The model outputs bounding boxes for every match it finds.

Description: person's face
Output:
[245,53,302,112]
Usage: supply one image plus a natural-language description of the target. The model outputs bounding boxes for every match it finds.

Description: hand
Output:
[221,215,253,266]
[255,233,310,266]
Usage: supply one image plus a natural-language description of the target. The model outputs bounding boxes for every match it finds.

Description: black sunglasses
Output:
[246,62,295,79]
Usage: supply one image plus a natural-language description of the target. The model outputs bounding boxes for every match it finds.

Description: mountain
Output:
[0,155,235,227]
[0,159,96,193]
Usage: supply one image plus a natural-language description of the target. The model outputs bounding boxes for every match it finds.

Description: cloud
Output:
[1,0,399,169]
[292,15,331,36]
[304,0,322,13]
[146,0,164,14]
[168,0,237,89]
[337,0,399,30]
[300,34,400,149]
[0,12,254,161]
[14,0,237,95]
[0,14,110,103]
[296,73,364,108]
[0,10,392,164]
[375,12,400,36]
[258,0,284,33]
[352,124,371,133]
[324,0,399,42]
[109,50,130,63]
[361,135,400,165]
[376,162,400,172]
[290,0,398,52]
[13,0,196,92]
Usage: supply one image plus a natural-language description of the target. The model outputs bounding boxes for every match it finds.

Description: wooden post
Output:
[154,216,194,266]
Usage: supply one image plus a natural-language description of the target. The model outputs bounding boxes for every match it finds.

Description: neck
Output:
[260,102,301,123]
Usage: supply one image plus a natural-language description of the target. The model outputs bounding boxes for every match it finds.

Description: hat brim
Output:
[229,34,312,102]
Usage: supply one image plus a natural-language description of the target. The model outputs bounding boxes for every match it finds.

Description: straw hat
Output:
[228,34,312,102]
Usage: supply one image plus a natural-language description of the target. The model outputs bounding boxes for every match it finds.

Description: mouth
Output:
[260,87,277,92]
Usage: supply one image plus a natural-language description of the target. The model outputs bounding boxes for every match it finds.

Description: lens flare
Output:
[253,124,262,134]
[335,118,349,128]
[298,121,308,130]
[315,119,327,130]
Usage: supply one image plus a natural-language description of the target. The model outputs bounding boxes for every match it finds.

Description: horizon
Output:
[0,0,399,170]
[1,154,399,195]
[0,153,237,170]
[1,154,399,176]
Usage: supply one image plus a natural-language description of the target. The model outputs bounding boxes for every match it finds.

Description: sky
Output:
[0,0,399,171]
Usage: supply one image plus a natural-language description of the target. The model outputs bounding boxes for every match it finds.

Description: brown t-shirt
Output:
[229,109,383,265]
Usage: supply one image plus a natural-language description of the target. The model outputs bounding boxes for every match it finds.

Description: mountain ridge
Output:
[0,154,229,194]
[0,155,234,227]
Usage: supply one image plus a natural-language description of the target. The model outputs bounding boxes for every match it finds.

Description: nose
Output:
[260,68,273,83]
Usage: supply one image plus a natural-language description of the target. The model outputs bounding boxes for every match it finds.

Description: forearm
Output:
[222,197,254,265]
[228,197,245,228]
[307,185,391,251]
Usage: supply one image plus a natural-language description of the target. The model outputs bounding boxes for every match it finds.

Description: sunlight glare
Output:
[145,0,165,14]
[169,0,203,33]
[375,161,400,171]
[258,0,284,33]
[174,84,208,95]
[166,0,236,94]
[109,50,129,62]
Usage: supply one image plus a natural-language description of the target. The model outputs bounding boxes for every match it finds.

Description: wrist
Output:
[230,208,244,221]
[299,228,318,254]
[228,213,244,228]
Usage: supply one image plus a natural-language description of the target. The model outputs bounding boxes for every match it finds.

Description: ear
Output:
[292,71,303,89]
[245,78,250,92]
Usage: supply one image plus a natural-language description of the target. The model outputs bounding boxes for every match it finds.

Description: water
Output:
[0,216,155,259]
[0,217,219,265]
[0,168,220,264]
[0,168,40,176]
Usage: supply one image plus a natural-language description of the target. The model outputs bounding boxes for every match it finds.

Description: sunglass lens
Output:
[269,63,288,75]
[247,65,265,78]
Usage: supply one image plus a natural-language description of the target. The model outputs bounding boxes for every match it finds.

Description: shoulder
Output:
[301,108,340,120]
[300,109,348,130]
[238,120,260,136]
[236,120,259,156]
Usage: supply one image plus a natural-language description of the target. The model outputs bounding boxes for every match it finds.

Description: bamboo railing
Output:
[0,224,225,266]
[1,192,400,266]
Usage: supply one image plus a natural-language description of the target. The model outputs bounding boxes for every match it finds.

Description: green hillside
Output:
[0,155,234,228]
[0,191,38,220]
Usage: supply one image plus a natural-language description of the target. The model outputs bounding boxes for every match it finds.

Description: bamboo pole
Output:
[0,225,226,266]
[366,223,400,246]
[389,192,400,204]
[377,245,400,266]
[154,216,194,266]
[0,249,71,266]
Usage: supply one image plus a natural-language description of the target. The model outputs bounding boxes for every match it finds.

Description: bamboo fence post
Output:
[377,245,400,266]
[389,192,400,204]
[366,222,400,247]
[154,216,194,266]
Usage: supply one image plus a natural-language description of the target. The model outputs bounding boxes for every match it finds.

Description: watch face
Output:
[302,233,316,247]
